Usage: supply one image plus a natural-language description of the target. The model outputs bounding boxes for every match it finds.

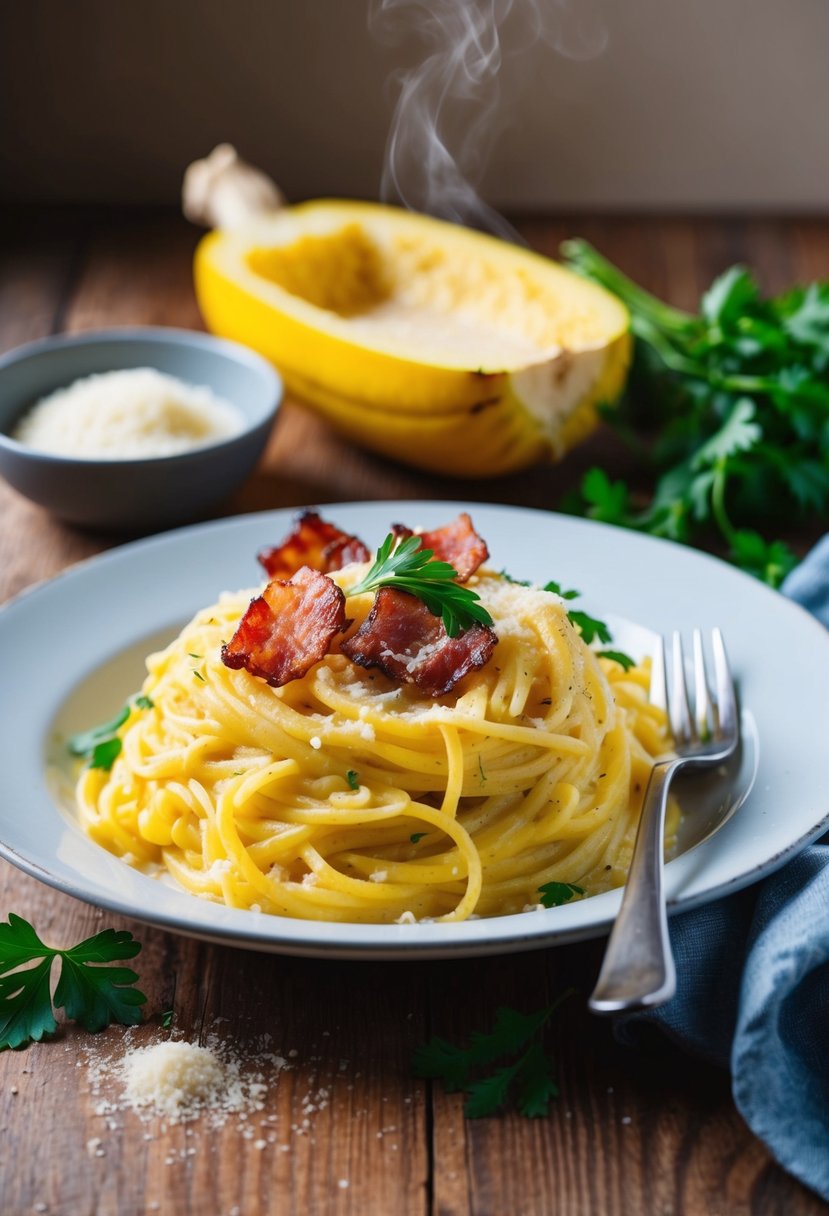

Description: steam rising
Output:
[370,0,607,239]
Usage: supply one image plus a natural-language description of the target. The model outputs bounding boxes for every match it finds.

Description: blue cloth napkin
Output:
[617,535,829,1203]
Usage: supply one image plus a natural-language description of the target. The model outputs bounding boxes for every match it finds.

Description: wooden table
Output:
[1,208,826,1216]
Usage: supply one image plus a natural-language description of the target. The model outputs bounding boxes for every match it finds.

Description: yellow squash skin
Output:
[194,201,631,477]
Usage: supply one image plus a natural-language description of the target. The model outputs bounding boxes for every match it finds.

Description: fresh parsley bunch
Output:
[563,240,829,587]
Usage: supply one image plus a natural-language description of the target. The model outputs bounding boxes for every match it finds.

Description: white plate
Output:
[2,502,828,959]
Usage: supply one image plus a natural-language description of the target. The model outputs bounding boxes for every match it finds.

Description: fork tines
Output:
[651,628,736,747]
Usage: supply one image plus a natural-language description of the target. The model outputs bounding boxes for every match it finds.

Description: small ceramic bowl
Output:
[0,328,282,531]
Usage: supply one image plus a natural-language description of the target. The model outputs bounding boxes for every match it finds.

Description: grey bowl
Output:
[0,328,282,531]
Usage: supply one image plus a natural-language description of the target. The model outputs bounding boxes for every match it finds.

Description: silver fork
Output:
[588,628,740,1014]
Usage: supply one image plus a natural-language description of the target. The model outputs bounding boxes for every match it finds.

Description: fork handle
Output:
[588,760,678,1014]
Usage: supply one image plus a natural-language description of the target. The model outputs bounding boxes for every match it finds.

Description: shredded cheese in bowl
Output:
[13,367,242,460]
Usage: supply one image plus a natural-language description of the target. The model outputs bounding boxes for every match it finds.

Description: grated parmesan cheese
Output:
[123,1042,229,1118]
[83,1032,290,1128]
[13,368,242,460]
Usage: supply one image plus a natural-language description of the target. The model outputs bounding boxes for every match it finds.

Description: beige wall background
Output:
[2,0,828,211]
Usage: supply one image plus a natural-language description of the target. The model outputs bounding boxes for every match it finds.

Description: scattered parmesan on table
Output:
[13,368,241,459]
[83,1029,288,1130]
[75,1024,351,1175]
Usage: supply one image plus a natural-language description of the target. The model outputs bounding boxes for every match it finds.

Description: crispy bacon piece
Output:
[341,587,497,697]
[389,522,414,544]
[222,567,346,687]
[390,513,488,582]
[258,511,370,579]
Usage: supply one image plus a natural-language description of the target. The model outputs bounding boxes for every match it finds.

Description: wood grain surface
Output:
[0,208,826,1216]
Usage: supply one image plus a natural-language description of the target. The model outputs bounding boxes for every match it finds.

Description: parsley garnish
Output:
[413,994,573,1118]
[0,914,146,1050]
[565,609,612,646]
[348,534,493,637]
[410,832,428,844]
[346,769,360,790]
[561,239,825,587]
[88,737,123,771]
[500,572,635,668]
[67,706,129,758]
[538,881,586,908]
[597,649,636,671]
[541,579,581,601]
[68,695,154,772]
[543,581,612,644]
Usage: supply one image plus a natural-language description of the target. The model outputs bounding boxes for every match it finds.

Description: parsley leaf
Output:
[691,398,762,469]
[538,881,586,908]
[54,930,145,1033]
[782,282,829,349]
[728,529,798,585]
[777,456,829,512]
[68,695,154,772]
[0,917,57,1050]
[89,737,123,771]
[67,706,130,758]
[566,610,612,646]
[410,832,428,844]
[346,769,360,790]
[0,915,146,1050]
[542,581,613,645]
[542,579,580,601]
[513,1040,561,1116]
[596,649,636,671]
[578,467,631,525]
[498,569,531,586]
[413,995,573,1118]
[463,1062,519,1118]
[348,534,493,637]
[701,265,760,327]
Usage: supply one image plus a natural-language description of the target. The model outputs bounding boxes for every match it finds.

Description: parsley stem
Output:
[562,239,695,334]
[711,460,737,545]
[630,317,702,376]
